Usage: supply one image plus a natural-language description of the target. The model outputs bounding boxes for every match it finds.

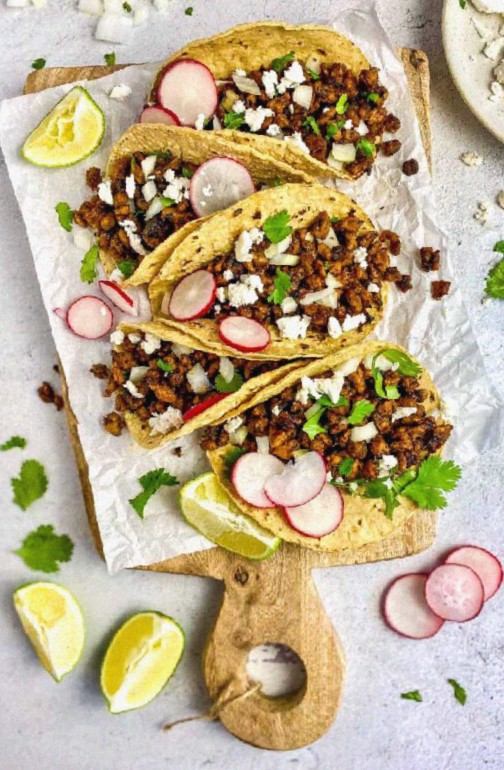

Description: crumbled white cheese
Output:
[195,113,206,131]
[391,406,417,422]
[227,280,260,308]
[128,333,141,343]
[296,371,345,406]
[296,376,324,405]
[120,219,147,256]
[142,180,157,202]
[377,454,398,476]
[216,287,227,302]
[342,313,367,332]
[234,228,264,262]
[328,316,343,339]
[97,180,113,205]
[223,269,234,282]
[109,84,131,101]
[497,190,504,209]
[244,106,274,132]
[284,131,310,154]
[140,333,161,355]
[234,99,246,114]
[125,174,136,199]
[229,425,248,445]
[353,246,368,268]
[266,123,283,137]
[484,37,503,61]
[241,273,264,292]
[234,68,246,77]
[368,282,380,293]
[276,314,311,340]
[163,171,190,204]
[272,404,282,417]
[281,297,298,314]
[356,121,368,136]
[124,380,143,398]
[460,151,483,167]
[187,363,211,394]
[141,155,157,178]
[110,330,125,346]
[343,119,353,130]
[224,416,244,434]
[148,407,183,435]
[282,60,305,87]
[262,69,279,98]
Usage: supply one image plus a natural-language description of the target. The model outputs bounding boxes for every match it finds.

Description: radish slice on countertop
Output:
[182,393,229,422]
[53,307,66,320]
[66,296,113,340]
[218,316,270,352]
[168,270,216,321]
[383,573,445,639]
[189,157,255,217]
[283,483,343,538]
[99,280,138,316]
[138,105,181,126]
[445,546,503,601]
[425,564,484,622]
[231,452,285,509]
[264,451,326,508]
[156,59,218,127]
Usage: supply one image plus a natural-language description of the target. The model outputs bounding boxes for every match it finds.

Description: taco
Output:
[200,341,456,552]
[149,183,411,360]
[91,320,304,449]
[149,22,402,182]
[73,124,311,286]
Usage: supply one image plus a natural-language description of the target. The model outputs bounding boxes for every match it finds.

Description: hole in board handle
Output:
[246,643,307,698]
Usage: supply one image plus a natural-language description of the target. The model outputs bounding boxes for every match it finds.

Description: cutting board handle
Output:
[202,545,345,750]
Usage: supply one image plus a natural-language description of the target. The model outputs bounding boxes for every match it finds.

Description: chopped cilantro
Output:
[335,93,348,115]
[447,679,466,705]
[338,457,354,477]
[325,121,345,140]
[159,195,176,208]
[493,240,504,254]
[224,110,246,130]
[1,436,27,451]
[272,178,284,187]
[381,349,422,377]
[267,269,292,305]
[15,524,74,573]
[185,6,193,14]
[123,2,132,11]
[371,354,400,400]
[366,92,380,104]
[364,478,400,519]
[182,167,193,178]
[485,257,504,299]
[330,216,339,224]
[459,0,466,7]
[55,201,73,232]
[356,138,376,157]
[215,372,244,393]
[104,52,116,66]
[401,690,422,702]
[129,469,179,518]
[224,446,246,476]
[117,259,136,278]
[303,116,320,135]
[307,67,320,80]
[302,396,348,440]
[11,460,48,511]
[348,399,376,425]
[157,359,173,373]
[32,58,46,71]
[271,51,295,73]
[80,244,99,284]
[400,456,461,511]
[263,210,292,244]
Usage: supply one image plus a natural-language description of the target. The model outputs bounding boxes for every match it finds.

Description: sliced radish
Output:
[218,316,270,352]
[182,392,229,422]
[231,452,285,509]
[53,307,66,320]
[425,564,484,622]
[66,296,113,340]
[168,270,216,321]
[284,483,343,538]
[264,452,326,508]
[138,105,181,126]
[189,157,255,217]
[445,546,503,602]
[99,280,138,316]
[383,573,445,639]
[156,59,218,127]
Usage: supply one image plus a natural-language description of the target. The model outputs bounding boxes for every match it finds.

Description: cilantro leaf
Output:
[400,456,461,511]
[338,457,354,477]
[157,359,173,373]
[366,92,380,104]
[459,0,466,7]
[348,399,376,425]
[32,58,46,70]
[159,195,176,208]
[185,6,193,14]
[117,259,136,278]
[123,2,132,11]
[307,67,320,80]
[335,94,348,115]
[401,690,422,702]
[1,435,27,451]
[267,269,292,304]
[447,679,466,705]
[363,479,399,519]
[80,244,99,284]
[15,524,73,573]
[104,52,116,66]
[215,372,244,393]
[302,407,327,440]
[263,210,292,244]
[493,241,504,254]
[356,138,376,157]
[381,349,422,377]
[224,446,246,477]
[372,354,400,400]
[303,116,320,135]
[182,167,193,179]
[11,460,48,511]
[224,111,246,130]
[325,121,345,140]
[485,257,504,299]
[129,468,179,518]
[271,51,295,73]
[55,201,73,232]
[318,395,348,408]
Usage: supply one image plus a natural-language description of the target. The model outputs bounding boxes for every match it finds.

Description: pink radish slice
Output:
[156,59,218,127]
[283,483,343,538]
[231,452,285,508]
[66,296,113,340]
[445,546,503,602]
[53,307,66,320]
[168,270,216,321]
[425,564,484,622]
[138,105,181,126]
[264,451,326,508]
[218,316,270,352]
[383,573,445,639]
[99,280,138,316]
[189,157,255,217]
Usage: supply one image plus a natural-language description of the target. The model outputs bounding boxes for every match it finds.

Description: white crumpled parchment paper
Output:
[0,0,502,573]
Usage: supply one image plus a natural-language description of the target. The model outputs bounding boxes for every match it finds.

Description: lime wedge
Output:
[13,581,85,682]
[22,86,105,167]
[100,612,185,714]
[180,472,281,560]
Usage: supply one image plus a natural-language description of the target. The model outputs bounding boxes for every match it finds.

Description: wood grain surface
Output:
[25,48,433,750]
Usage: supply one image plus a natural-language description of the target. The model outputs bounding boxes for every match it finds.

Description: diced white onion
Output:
[141,155,157,177]
[256,436,270,454]
[305,53,322,74]
[187,363,211,394]
[232,74,262,95]
[73,228,95,251]
[142,180,157,202]
[300,288,336,305]
[172,342,193,357]
[268,253,300,266]
[145,197,163,220]
[265,234,292,259]
[219,357,235,383]
[292,85,313,109]
[331,143,357,163]
[336,357,361,376]
[78,0,103,15]
[230,426,248,446]
[325,273,342,289]
[350,423,378,443]
[129,366,149,383]
[327,155,344,171]
[321,228,339,249]
[95,13,134,43]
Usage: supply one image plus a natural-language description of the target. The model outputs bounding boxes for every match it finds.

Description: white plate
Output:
[442,0,504,142]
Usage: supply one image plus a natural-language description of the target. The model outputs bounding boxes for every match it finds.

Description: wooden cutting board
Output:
[25,49,433,751]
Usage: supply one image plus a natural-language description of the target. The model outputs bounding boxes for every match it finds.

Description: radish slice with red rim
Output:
[182,393,229,422]
[189,157,255,217]
[168,270,216,321]
[383,573,445,639]
[156,59,218,127]
[283,483,343,538]
[218,316,270,352]
[264,451,326,508]
[138,105,181,126]
[66,296,113,340]
[99,280,138,316]
[425,564,484,622]
[231,452,285,508]
[445,545,503,602]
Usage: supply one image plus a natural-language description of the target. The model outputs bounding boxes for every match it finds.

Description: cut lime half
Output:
[180,472,281,560]
[13,581,85,682]
[100,612,185,714]
[22,86,105,168]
